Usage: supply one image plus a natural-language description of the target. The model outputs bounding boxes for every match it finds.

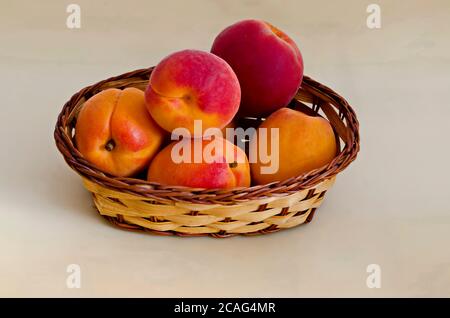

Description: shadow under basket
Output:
[54,68,360,238]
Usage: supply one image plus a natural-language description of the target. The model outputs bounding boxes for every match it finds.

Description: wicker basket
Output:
[54,68,359,237]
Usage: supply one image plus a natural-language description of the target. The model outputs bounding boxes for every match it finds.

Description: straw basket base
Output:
[55,68,359,239]
[84,176,336,237]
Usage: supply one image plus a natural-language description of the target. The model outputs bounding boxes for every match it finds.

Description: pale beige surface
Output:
[1,0,450,297]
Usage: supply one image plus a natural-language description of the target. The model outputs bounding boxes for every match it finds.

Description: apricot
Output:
[145,50,241,136]
[211,19,303,117]
[220,119,237,138]
[250,108,337,184]
[75,88,165,177]
[147,137,250,189]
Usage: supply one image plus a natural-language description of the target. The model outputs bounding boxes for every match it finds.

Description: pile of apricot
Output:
[75,19,336,189]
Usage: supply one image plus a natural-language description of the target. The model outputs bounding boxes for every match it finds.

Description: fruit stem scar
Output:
[229,161,238,168]
[105,139,116,151]
[264,21,288,42]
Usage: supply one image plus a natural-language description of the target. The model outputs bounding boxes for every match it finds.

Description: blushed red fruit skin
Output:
[75,88,165,177]
[211,19,303,117]
[147,137,250,189]
[145,50,241,136]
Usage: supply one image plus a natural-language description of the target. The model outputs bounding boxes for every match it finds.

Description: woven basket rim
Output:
[54,67,360,204]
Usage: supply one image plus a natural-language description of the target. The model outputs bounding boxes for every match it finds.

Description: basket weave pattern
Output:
[54,68,359,237]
